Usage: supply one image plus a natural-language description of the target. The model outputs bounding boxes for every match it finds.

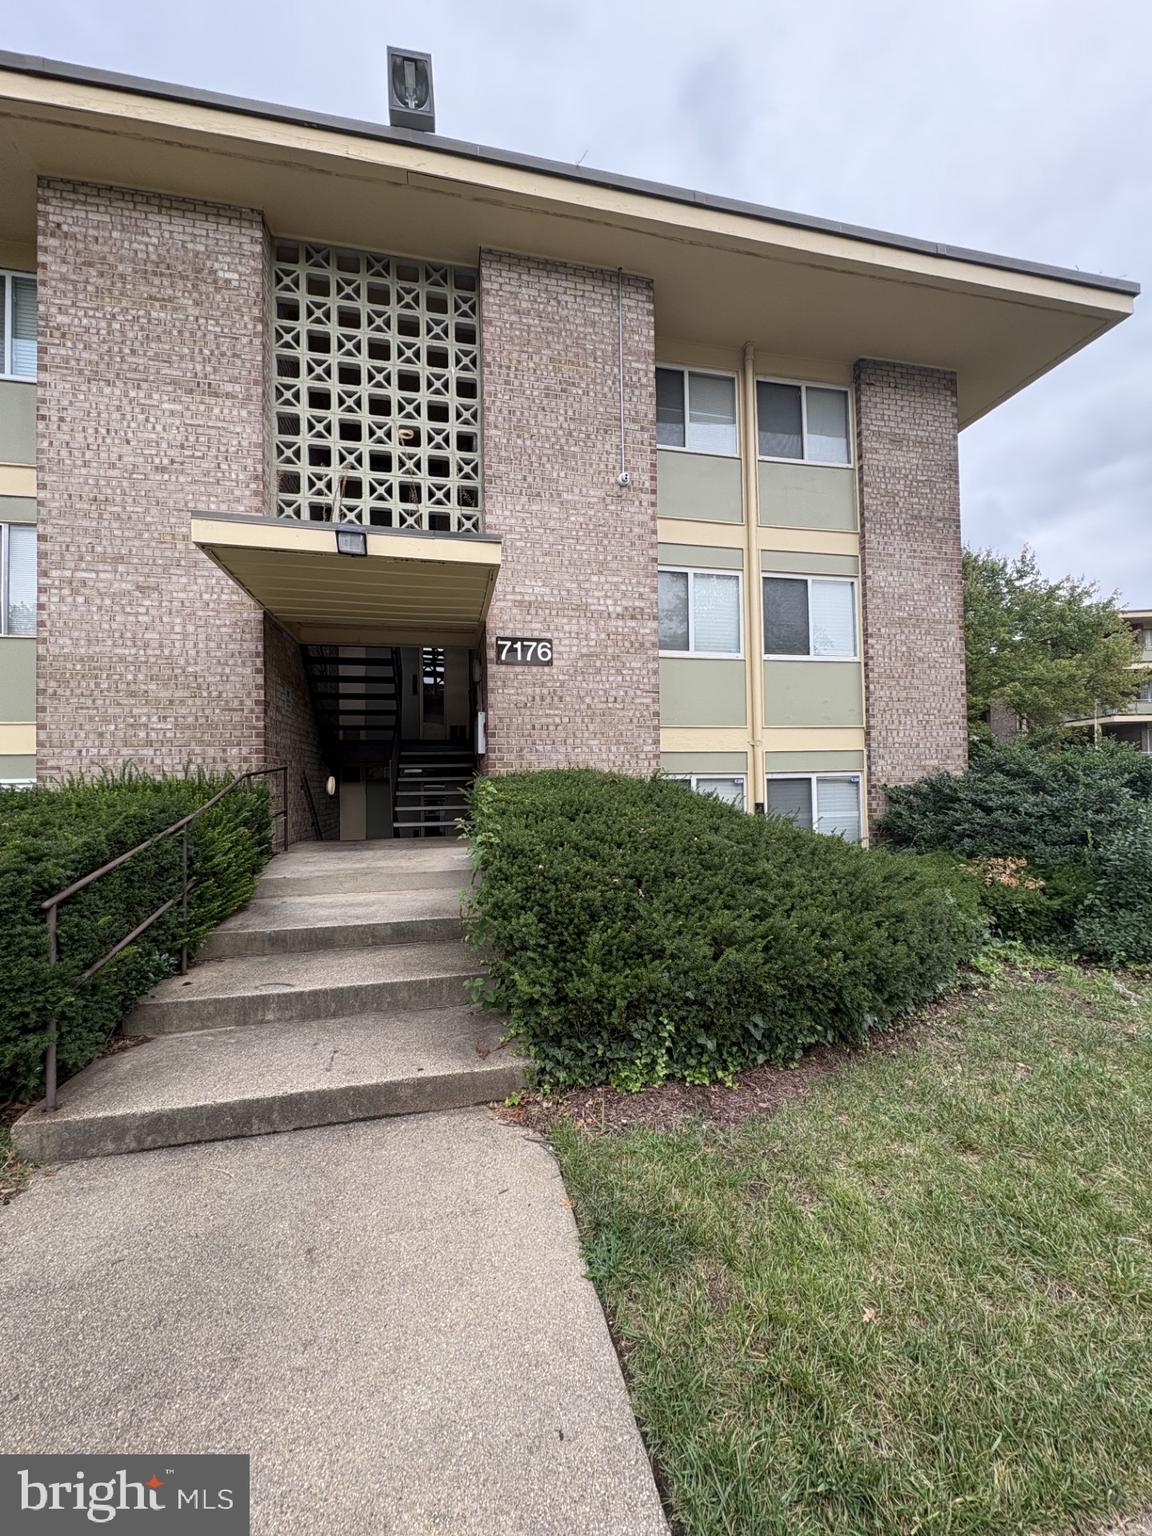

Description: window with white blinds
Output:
[813,776,861,841]
[756,378,850,464]
[668,774,746,810]
[1,523,36,636]
[763,574,856,659]
[766,774,862,843]
[658,567,742,656]
[1,272,36,380]
[655,366,738,455]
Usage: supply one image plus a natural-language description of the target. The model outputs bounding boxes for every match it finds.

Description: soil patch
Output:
[498,999,961,1135]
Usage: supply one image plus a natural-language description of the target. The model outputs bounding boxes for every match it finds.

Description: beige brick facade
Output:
[479,251,661,776]
[263,617,339,844]
[35,180,269,780]
[854,359,968,818]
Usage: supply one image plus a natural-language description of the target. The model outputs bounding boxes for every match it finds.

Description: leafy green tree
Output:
[964,546,1141,732]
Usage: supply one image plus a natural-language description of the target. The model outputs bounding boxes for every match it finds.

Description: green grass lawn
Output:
[554,959,1152,1536]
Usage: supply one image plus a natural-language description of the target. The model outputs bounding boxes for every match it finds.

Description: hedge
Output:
[877,738,1152,965]
[464,770,983,1091]
[0,770,272,1102]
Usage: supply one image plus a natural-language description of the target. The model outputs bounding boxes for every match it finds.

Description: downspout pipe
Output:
[741,342,765,812]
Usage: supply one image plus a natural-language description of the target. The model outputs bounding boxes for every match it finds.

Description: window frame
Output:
[659,564,745,659]
[666,772,747,811]
[765,771,863,842]
[762,571,858,662]
[0,522,35,637]
[755,376,853,468]
[654,364,741,458]
[0,269,36,383]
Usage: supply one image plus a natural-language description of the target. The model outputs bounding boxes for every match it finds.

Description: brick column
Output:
[854,359,968,820]
[36,180,269,780]
[479,251,660,776]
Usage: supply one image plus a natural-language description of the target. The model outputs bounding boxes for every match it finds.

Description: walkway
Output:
[0,1108,668,1535]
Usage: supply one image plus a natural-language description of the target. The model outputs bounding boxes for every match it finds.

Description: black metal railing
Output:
[39,766,290,1113]
[300,770,325,841]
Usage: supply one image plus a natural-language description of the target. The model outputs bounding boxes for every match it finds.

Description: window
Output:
[655,367,738,455]
[0,271,36,381]
[1,524,35,636]
[756,379,850,464]
[763,574,856,659]
[766,774,862,843]
[659,567,742,656]
[668,774,746,810]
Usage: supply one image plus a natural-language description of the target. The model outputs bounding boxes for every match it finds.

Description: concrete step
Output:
[255,839,471,898]
[124,942,481,1035]
[200,889,466,960]
[12,1008,525,1162]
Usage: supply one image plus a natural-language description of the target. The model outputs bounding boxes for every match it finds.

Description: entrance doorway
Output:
[302,643,477,841]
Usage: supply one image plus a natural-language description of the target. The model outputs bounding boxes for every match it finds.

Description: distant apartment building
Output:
[1068,609,1152,754]
[0,51,1138,839]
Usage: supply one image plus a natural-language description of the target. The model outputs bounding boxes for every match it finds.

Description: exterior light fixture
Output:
[335,528,368,557]
[387,47,435,133]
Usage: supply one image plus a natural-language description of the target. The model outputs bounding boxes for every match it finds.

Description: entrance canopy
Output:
[192,515,501,647]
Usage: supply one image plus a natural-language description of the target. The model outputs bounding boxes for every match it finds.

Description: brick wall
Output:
[479,251,660,776]
[35,180,268,779]
[263,616,338,843]
[854,359,968,819]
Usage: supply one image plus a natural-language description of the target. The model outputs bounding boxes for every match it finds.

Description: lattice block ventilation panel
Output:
[273,243,481,533]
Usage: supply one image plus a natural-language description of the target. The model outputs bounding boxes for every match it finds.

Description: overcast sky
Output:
[7,0,1150,602]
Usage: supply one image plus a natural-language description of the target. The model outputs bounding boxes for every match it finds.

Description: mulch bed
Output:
[496,1004,959,1135]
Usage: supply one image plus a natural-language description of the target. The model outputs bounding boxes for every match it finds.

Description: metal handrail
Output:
[300,771,325,841]
[39,765,290,1114]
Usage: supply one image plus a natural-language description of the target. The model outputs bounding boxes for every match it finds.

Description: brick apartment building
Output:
[0,51,1138,842]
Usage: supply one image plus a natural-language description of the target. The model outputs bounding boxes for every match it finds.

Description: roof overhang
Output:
[0,53,1138,427]
[192,516,501,646]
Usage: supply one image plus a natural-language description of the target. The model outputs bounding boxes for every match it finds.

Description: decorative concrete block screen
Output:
[272,243,482,533]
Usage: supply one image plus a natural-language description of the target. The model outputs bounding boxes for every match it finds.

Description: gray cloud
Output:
[6,0,1149,601]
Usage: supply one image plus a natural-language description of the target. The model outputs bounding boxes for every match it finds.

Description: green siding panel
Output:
[660,658,747,727]
[0,754,35,780]
[0,496,36,525]
[0,381,36,465]
[760,549,858,576]
[0,637,34,720]
[763,750,865,773]
[764,660,863,727]
[658,543,742,569]
[661,751,748,773]
[658,449,743,523]
[758,461,856,531]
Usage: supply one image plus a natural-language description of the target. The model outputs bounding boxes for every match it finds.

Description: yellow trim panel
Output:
[0,722,34,753]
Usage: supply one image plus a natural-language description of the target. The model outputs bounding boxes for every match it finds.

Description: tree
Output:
[964,546,1142,733]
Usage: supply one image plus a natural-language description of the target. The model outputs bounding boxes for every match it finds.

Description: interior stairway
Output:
[301,644,400,767]
[394,742,477,838]
[13,841,524,1163]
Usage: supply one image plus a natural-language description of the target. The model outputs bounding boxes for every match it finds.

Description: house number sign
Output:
[495,637,553,665]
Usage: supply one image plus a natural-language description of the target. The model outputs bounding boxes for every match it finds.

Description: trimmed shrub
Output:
[1072,816,1152,966]
[0,770,272,1101]
[464,770,983,1091]
[878,738,1152,964]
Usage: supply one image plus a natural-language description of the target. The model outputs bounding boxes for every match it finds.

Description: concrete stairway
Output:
[13,841,525,1164]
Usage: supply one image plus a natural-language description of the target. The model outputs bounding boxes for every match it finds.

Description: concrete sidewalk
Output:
[0,1110,668,1536]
